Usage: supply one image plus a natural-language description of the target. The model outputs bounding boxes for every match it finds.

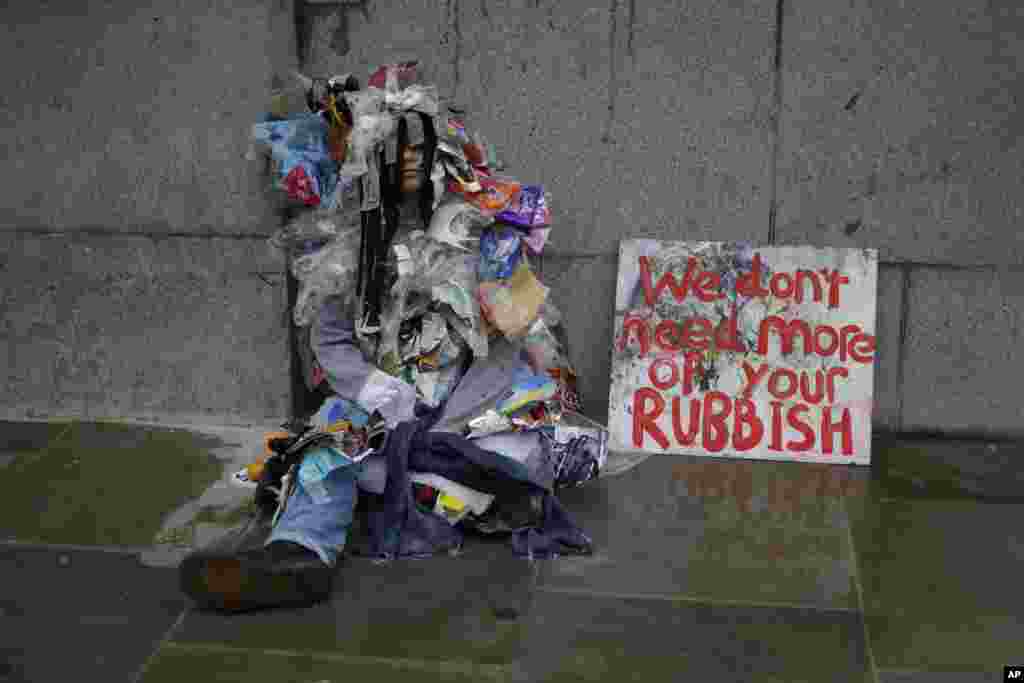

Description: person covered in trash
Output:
[180,64,606,613]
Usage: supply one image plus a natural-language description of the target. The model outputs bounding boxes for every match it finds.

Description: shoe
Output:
[179,541,334,613]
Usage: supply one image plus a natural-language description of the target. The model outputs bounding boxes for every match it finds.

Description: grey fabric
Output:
[473,431,555,492]
[356,453,388,494]
[429,336,533,435]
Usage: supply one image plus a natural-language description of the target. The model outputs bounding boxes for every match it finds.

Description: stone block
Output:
[301,0,776,253]
[0,0,298,234]
[0,232,290,424]
[900,266,1024,436]
[777,0,1024,265]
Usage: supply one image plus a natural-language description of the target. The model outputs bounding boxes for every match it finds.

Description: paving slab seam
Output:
[2,225,275,240]
[767,0,786,246]
[532,248,1024,272]
[1,420,74,469]
[840,496,880,683]
[157,641,512,680]
[0,539,154,556]
[131,608,190,683]
[536,586,862,614]
[0,411,283,432]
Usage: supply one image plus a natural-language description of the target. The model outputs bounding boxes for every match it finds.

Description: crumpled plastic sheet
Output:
[268,198,359,256]
[377,235,488,367]
[522,227,552,255]
[291,227,362,327]
[426,197,493,251]
[478,261,549,339]
[520,317,563,377]
[338,90,396,178]
[385,84,439,117]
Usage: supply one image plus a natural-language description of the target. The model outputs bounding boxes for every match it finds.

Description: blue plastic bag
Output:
[478,226,523,281]
[252,113,342,209]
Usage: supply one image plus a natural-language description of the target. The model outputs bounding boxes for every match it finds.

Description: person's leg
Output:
[266,447,360,567]
[180,448,358,612]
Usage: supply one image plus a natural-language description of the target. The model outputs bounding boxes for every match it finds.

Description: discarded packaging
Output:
[478,226,523,281]
[252,113,344,209]
[448,176,521,216]
[291,230,362,327]
[496,185,551,229]
[478,261,549,338]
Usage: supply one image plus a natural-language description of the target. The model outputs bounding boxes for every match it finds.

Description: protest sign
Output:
[609,241,877,465]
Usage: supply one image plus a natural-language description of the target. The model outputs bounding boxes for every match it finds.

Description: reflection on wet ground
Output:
[0,421,1019,682]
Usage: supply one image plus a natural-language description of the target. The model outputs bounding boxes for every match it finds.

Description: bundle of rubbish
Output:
[245,61,607,561]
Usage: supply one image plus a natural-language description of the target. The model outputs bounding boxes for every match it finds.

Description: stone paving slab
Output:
[0,545,186,683]
[542,456,863,610]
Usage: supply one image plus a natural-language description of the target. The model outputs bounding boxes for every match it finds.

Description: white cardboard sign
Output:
[608,241,878,466]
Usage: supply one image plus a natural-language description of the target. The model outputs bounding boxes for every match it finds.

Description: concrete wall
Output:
[0,0,299,425]
[1,0,1021,436]
[299,0,1022,437]
[778,0,1024,436]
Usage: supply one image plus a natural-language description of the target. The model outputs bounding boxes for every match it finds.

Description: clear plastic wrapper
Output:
[478,261,549,339]
[339,90,394,178]
[291,228,363,327]
[426,197,493,251]
[441,308,489,361]
[385,84,439,117]
[268,196,359,255]
[521,317,562,376]
[522,227,552,255]
[368,62,420,91]
[376,234,489,364]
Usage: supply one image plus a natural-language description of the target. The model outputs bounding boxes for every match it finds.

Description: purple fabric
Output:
[364,419,592,560]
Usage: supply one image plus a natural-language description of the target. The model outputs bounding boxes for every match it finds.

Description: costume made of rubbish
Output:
[180,62,605,613]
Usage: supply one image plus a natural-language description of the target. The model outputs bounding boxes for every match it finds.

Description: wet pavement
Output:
[0,420,1020,682]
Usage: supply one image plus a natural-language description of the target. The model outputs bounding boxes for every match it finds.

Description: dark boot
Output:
[179,541,334,613]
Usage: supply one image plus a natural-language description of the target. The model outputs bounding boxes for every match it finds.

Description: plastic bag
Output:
[338,90,394,178]
[386,84,439,117]
[522,227,552,255]
[478,226,523,282]
[496,185,551,229]
[268,195,359,255]
[447,175,522,216]
[251,113,342,209]
[368,62,420,91]
[478,261,549,339]
[378,236,489,365]
[521,317,562,377]
[534,303,582,413]
[291,228,362,327]
[426,197,493,251]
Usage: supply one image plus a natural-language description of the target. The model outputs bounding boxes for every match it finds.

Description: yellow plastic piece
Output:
[247,460,265,482]
[325,420,352,434]
[439,493,466,514]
